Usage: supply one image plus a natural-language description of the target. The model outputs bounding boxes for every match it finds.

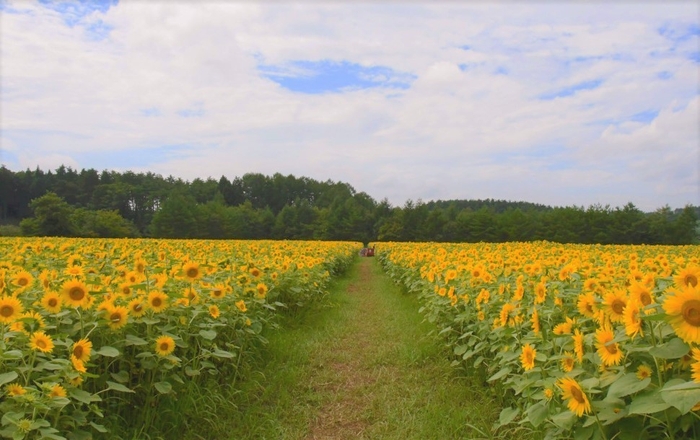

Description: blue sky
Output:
[1,1,698,211]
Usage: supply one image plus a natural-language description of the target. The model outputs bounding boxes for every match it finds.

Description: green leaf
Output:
[94,346,120,357]
[0,371,18,386]
[454,345,469,356]
[125,334,148,346]
[106,381,135,393]
[488,367,511,382]
[110,370,130,383]
[212,349,235,359]
[69,389,101,404]
[526,401,549,428]
[551,411,576,430]
[628,390,671,415]
[660,381,700,414]
[607,373,651,399]
[89,422,108,433]
[199,329,217,340]
[649,338,689,359]
[38,428,66,440]
[154,381,172,394]
[498,407,519,426]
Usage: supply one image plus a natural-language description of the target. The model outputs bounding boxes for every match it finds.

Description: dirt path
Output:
[306,259,382,439]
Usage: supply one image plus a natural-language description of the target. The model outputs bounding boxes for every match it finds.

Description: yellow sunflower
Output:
[623,299,643,339]
[127,298,147,318]
[40,291,62,314]
[5,383,26,397]
[154,335,176,357]
[557,377,591,417]
[182,262,201,281]
[105,305,129,330]
[573,329,585,364]
[595,325,623,366]
[553,317,575,335]
[235,300,247,312]
[629,281,655,307]
[561,352,575,373]
[29,331,55,353]
[49,384,67,398]
[531,307,540,335]
[520,343,536,371]
[71,355,87,373]
[255,283,268,299]
[72,338,93,363]
[62,279,90,308]
[0,295,24,323]
[209,285,226,300]
[662,285,700,344]
[577,292,599,319]
[148,291,168,313]
[208,305,220,319]
[12,270,34,289]
[636,364,653,381]
[674,265,700,290]
[602,289,627,323]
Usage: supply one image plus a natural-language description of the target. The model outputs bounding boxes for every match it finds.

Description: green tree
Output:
[71,208,140,238]
[19,192,76,236]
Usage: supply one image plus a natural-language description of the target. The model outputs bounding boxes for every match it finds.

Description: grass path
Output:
[193,257,503,439]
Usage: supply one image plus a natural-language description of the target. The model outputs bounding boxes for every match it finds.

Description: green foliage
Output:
[20,192,76,236]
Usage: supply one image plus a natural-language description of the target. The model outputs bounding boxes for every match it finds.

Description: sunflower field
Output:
[377,241,700,439]
[0,237,360,439]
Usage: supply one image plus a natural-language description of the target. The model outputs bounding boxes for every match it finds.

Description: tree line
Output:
[0,165,697,244]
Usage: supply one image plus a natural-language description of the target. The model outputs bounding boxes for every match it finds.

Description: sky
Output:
[1,0,699,212]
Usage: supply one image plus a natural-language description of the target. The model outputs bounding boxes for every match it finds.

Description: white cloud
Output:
[1,0,698,211]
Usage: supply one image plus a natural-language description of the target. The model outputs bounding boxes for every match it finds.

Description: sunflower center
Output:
[18,278,28,286]
[110,312,122,322]
[585,303,593,313]
[686,275,698,288]
[681,300,700,326]
[48,298,58,307]
[36,339,47,349]
[640,292,652,306]
[605,343,618,355]
[74,346,84,358]
[160,342,170,351]
[611,299,625,315]
[570,386,585,404]
[186,268,198,278]
[0,305,14,317]
[69,287,85,301]
[133,303,143,312]
[151,297,162,307]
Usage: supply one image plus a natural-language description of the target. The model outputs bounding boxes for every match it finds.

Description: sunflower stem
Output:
[593,412,608,440]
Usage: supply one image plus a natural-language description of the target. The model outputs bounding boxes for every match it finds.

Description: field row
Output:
[0,237,360,439]
[376,241,700,439]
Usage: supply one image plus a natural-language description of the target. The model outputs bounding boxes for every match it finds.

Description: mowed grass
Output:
[183,257,514,440]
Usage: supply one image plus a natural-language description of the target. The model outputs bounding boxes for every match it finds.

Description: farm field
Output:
[377,241,700,439]
[0,237,359,439]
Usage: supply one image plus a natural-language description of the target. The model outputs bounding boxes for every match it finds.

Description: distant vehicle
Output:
[359,246,375,257]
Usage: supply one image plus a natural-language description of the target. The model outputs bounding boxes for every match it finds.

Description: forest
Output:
[0,165,697,244]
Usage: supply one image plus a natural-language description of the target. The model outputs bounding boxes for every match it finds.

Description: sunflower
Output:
[636,364,653,381]
[12,270,34,289]
[557,377,591,417]
[154,335,176,357]
[29,331,55,353]
[209,285,226,300]
[127,299,147,318]
[692,348,700,383]
[209,305,220,319]
[623,299,643,339]
[629,282,655,307]
[662,285,700,344]
[520,343,536,371]
[531,307,540,334]
[595,325,623,366]
[49,384,67,398]
[573,329,585,364]
[534,281,547,304]
[148,291,168,313]
[40,291,62,314]
[183,287,200,304]
[249,267,262,278]
[62,279,90,308]
[561,352,575,373]
[0,295,24,323]
[71,355,87,373]
[602,289,627,323]
[5,383,26,397]
[577,292,599,319]
[105,305,129,330]
[235,300,247,313]
[64,265,84,277]
[674,266,700,290]
[255,283,268,299]
[182,262,201,281]
[134,258,147,274]
[553,317,575,335]
[72,338,92,363]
